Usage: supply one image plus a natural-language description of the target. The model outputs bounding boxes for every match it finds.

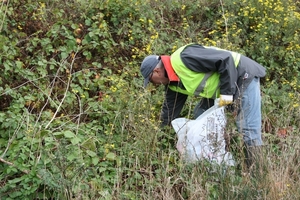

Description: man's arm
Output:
[160,87,188,127]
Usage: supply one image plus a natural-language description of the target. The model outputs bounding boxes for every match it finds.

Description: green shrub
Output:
[0,0,300,199]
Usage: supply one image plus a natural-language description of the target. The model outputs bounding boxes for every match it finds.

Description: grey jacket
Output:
[160,44,266,126]
[180,44,266,97]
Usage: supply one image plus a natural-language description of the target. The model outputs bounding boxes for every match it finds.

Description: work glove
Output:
[218,94,233,107]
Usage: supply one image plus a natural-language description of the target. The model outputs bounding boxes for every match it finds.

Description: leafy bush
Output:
[0,0,300,199]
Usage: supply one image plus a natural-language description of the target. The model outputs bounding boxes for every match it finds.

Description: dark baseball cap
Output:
[140,55,160,87]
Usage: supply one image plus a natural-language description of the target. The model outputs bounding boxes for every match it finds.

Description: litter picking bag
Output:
[171,103,235,166]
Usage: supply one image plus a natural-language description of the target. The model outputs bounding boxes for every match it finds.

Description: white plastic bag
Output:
[171,102,235,166]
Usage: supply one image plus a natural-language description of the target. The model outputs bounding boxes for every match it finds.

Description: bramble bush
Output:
[0,0,300,199]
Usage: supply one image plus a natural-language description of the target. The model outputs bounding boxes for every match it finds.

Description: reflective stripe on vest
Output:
[194,71,213,96]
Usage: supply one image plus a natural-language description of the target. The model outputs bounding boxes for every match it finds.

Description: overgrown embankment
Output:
[0,0,299,199]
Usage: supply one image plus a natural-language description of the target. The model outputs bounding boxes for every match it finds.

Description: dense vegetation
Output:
[0,0,300,199]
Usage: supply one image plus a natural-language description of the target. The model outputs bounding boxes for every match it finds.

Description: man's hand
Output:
[219,95,233,107]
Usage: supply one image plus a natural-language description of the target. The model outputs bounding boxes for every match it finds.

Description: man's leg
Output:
[236,77,263,170]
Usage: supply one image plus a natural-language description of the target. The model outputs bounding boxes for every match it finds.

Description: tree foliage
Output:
[0,0,299,199]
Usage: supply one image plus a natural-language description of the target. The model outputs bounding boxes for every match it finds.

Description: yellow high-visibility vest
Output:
[169,44,241,99]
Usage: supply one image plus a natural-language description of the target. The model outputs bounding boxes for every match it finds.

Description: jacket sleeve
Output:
[180,44,238,95]
[160,87,188,127]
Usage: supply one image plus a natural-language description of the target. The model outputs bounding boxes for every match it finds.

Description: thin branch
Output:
[1,115,25,158]
[0,76,48,97]
[0,0,9,32]
[44,49,79,129]
[31,62,66,132]
[75,93,82,135]
[0,157,41,179]
[220,0,229,42]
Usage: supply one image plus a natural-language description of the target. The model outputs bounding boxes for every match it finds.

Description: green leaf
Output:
[88,32,95,37]
[61,52,68,60]
[0,138,6,147]
[92,157,99,165]
[67,153,77,161]
[83,51,92,60]
[85,19,91,26]
[15,61,23,69]
[64,131,75,138]
[9,191,22,198]
[71,137,81,145]
[8,177,23,184]
[106,152,116,161]
[71,23,78,29]
[66,39,76,51]
[86,150,97,157]
[98,167,106,173]
[53,131,63,136]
